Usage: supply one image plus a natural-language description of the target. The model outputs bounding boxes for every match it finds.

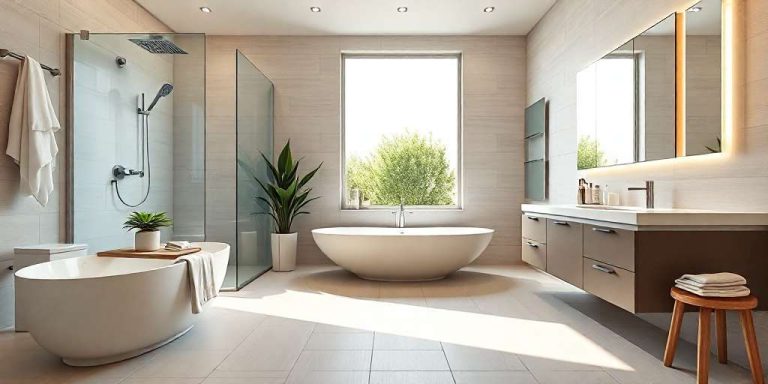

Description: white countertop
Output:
[521,204,768,228]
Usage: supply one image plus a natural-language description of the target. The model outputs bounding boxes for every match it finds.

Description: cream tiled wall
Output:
[0,0,169,328]
[527,0,765,211]
[206,36,526,265]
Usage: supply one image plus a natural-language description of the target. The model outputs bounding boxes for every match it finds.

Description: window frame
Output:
[340,51,464,211]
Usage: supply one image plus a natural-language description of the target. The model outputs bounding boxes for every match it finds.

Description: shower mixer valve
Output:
[112,165,144,180]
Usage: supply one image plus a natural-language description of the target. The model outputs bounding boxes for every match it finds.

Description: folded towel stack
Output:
[675,272,750,297]
[165,241,192,251]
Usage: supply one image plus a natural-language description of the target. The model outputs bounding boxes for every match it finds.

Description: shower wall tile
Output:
[206,35,526,265]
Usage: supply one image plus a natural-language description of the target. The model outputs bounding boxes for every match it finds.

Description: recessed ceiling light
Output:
[483,6,495,13]
[687,6,703,12]
[310,6,322,13]
[199,6,212,13]
[397,6,408,13]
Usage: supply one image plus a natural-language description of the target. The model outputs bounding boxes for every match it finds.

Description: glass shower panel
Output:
[70,33,205,251]
[233,51,274,289]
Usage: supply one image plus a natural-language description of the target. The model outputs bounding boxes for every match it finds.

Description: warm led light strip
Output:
[720,0,734,154]
[675,12,686,157]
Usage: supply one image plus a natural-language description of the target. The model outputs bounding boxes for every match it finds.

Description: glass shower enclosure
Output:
[67,35,274,290]
[67,33,205,251]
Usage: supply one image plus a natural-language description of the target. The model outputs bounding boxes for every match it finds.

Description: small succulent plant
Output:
[123,211,173,232]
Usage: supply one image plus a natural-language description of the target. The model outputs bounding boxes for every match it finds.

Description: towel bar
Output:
[0,48,60,76]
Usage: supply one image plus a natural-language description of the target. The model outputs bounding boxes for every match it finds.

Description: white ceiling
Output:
[136,0,557,35]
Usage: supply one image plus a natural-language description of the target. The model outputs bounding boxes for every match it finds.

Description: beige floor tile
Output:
[202,377,285,384]
[206,369,288,381]
[130,350,229,378]
[373,333,442,350]
[305,332,374,350]
[292,350,372,371]
[442,344,526,371]
[369,371,454,384]
[533,371,620,384]
[217,323,313,371]
[313,324,371,333]
[122,379,205,384]
[371,350,450,371]
[453,371,539,384]
[286,370,369,384]
[520,355,609,372]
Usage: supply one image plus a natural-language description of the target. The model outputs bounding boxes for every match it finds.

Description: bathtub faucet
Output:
[393,200,411,228]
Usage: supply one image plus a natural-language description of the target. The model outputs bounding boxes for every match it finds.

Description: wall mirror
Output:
[576,0,724,169]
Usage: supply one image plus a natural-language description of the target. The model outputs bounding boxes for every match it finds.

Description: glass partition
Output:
[231,51,274,289]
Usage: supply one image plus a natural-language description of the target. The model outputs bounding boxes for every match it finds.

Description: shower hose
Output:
[112,114,151,207]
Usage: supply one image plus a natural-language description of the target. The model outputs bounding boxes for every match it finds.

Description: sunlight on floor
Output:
[213,288,635,371]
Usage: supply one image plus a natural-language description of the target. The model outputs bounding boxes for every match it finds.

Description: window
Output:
[342,53,462,209]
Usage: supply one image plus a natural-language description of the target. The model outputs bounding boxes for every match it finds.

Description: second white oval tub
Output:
[312,227,493,281]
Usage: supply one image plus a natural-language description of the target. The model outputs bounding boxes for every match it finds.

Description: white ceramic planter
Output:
[134,230,161,251]
[271,233,297,272]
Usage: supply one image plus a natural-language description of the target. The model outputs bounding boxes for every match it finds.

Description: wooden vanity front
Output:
[521,206,768,313]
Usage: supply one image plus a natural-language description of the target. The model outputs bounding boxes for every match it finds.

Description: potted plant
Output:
[249,141,322,271]
[123,211,173,251]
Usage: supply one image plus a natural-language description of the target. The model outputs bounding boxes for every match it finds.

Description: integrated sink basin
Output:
[522,204,768,227]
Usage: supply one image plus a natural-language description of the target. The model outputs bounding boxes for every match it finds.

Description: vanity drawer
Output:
[583,257,635,312]
[583,225,635,271]
[522,213,546,243]
[522,239,546,270]
[546,219,583,287]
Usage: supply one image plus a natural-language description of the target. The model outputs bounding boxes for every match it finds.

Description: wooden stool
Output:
[663,287,764,384]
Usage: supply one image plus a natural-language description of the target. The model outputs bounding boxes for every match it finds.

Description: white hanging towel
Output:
[5,56,61,206]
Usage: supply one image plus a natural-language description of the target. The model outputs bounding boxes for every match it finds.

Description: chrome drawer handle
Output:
[552,221,569,226]
[526,216,539,221]
[591,264,616,274]
[526,241,539,248]
[592,227,615,234]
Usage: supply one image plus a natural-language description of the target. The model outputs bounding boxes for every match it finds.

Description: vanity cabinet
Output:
[520,208,768,313]
[521,214,547,270]
[546,219,583,288]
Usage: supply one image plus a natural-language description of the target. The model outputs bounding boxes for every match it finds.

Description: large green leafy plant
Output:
[248,141,322,234]
[347,132,455,206]
[123,211,173,232]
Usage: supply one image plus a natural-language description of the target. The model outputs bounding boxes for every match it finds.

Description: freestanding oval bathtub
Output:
[14,242,229,366]
[312,227,494,281]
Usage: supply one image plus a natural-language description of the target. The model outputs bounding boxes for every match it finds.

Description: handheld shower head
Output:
[145,83,174,113]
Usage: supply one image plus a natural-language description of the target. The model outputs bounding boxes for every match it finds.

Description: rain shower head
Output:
[129,36,188,54]
[145,83,174,113]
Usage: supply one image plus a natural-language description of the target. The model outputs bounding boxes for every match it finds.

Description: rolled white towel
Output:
[675,281,750,298]
[677,272,746,287]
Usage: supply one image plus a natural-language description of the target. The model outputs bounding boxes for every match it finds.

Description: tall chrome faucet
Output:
[393,200,408,228]
[628,180,655,209]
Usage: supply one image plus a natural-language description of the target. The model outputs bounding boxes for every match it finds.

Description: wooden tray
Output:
[97,247,201,260]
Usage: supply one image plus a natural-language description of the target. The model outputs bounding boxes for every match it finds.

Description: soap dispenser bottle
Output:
[585,183,593,204]
[592,185,602,205]
[577,178,586,204]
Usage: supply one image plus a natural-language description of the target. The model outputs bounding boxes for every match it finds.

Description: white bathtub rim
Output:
[312,227,495,236]
[15,242,230,281]
[61,325,193,367]
[15,257,177,281]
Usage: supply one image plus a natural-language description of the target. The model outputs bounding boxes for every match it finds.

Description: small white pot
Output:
[271,233,297,272]
[135,230,161,251]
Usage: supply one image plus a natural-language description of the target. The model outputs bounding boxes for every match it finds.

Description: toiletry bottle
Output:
[577,178,586,204]
[585,183,593,204]
[603,185,609,206]
[593,185,601,205]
